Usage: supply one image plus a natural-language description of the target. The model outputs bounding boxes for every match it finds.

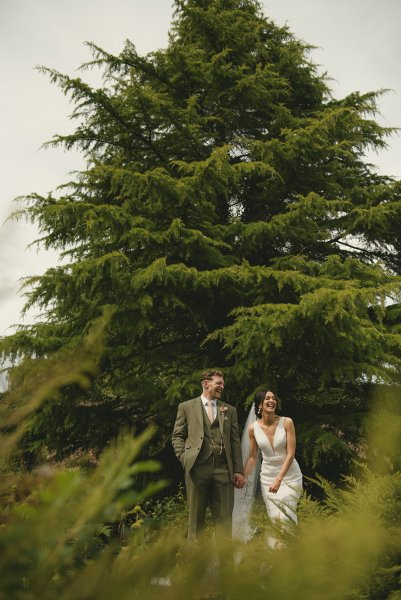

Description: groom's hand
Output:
[232,473,245,489]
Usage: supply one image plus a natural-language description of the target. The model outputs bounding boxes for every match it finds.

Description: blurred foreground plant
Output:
[0,312,166,598]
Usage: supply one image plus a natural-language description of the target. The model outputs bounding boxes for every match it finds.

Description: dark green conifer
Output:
[2,0,401,473]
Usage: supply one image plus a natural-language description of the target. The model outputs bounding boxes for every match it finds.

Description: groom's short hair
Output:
[201,369,224,382]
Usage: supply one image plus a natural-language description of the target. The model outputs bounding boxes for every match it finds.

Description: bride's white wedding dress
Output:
[233,412,302,546]
[254,418,302,535]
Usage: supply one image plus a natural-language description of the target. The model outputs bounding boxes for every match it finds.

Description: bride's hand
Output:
[233,473,245,489]
[268,479,281,493]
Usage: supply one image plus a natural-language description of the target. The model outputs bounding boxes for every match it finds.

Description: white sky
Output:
[1,0,400,337]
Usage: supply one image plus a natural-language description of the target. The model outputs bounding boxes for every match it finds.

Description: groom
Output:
[172,369,244,541]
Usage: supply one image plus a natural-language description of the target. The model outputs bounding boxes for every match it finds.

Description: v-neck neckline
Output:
[256,417,281,454]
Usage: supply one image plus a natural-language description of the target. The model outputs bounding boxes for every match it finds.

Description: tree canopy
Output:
[2,0,401,475]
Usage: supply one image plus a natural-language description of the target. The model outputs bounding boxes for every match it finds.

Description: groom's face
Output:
[204,375,225,400]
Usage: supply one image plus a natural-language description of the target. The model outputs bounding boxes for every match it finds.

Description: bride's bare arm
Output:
[244,423,258,478]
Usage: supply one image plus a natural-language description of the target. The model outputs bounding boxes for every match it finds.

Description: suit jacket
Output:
[172,396,244,479]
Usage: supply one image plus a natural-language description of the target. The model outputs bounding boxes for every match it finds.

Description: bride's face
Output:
[260,391,277,413]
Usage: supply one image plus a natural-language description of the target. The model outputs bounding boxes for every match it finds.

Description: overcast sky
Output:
[1,0,400,338]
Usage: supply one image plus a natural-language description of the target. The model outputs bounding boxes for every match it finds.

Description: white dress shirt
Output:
[201,395,217,421]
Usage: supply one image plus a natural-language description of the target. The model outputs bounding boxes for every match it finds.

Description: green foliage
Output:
[0,313,169,599]
[0,431,164,597]
[1,0,401,473]
[142,484,189,535]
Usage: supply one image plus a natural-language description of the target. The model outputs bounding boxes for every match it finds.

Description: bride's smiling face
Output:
[260,391,277,413]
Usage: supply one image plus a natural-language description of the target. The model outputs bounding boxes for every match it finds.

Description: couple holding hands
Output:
[172,369,302,548]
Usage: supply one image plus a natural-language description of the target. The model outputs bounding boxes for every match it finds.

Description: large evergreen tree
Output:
[2,0,401,477]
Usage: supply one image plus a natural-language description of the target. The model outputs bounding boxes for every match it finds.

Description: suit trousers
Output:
[185,454,234,542]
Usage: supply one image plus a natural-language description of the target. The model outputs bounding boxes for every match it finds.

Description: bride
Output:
[233,389,303,548]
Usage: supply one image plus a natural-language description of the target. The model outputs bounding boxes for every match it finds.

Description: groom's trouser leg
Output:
[210,463,233,540]
[210,463,234,576]
[185,456,213,542]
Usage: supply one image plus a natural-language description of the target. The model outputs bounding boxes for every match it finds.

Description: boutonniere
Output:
[220,405,228,419]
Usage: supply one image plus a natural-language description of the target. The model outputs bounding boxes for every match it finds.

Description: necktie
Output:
[207,400,214,423]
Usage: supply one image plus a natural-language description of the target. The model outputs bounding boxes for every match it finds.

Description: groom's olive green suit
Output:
[172,396,243,541]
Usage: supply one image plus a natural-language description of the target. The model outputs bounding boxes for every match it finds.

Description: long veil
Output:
[232,404,261,541]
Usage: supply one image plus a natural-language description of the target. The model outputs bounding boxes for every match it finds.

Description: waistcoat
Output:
[197,406,227,465]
